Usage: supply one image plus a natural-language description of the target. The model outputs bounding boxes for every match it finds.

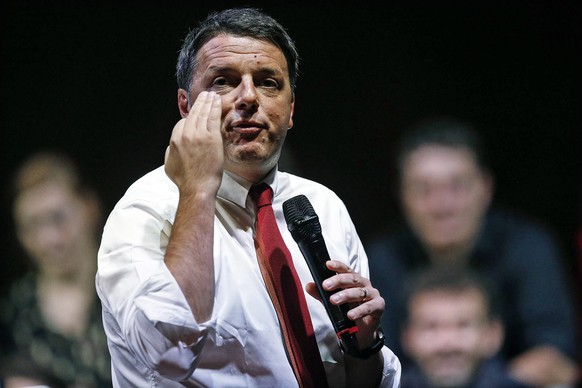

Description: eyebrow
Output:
[206,65,284,77]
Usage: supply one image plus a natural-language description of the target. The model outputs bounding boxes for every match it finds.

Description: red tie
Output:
[250,183,328,388]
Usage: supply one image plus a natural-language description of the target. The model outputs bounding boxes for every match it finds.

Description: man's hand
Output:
[306,260,384,349]
[306,260,386,387]
[509,345,579,386]
[165,91,223,195]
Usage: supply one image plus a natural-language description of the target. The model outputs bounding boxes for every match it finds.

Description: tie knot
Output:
[250,183,273,208]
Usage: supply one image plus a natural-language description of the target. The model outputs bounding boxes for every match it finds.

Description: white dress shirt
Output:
[96,166,401,387]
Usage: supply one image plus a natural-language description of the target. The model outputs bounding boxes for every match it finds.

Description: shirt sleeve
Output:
[379,346,402,387]
[96,200,209,380]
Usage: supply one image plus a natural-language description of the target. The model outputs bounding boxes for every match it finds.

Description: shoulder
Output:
[112,166,177,213]
[277,172,346,212]
[121,166,175,202]
[366,226,413,261]
[102,166,177,236]
[486,207,559,248]
[481,207,564,272]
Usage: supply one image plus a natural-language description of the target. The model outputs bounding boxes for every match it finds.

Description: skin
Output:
[400,145,492,263]
[15,182,99,280]
[402,289,503,387]
[400,145,579,386]
[164,35,384,385]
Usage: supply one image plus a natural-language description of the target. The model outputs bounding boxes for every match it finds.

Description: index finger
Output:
[325,260,353,274]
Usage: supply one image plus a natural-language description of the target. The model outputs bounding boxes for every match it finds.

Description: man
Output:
[367,116,579,386]
[400,266,529,388]
[96,7,400,387]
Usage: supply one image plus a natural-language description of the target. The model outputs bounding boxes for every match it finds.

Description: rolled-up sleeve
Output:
[379,346,402,387]
[96,199,209,380]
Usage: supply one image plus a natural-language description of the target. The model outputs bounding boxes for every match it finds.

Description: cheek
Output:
[408,330,438,356]
[402,195,424,218]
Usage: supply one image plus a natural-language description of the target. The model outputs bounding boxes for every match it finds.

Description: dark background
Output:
[1,2,581,297]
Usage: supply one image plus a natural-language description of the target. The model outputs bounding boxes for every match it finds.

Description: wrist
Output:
[342,328,385,360]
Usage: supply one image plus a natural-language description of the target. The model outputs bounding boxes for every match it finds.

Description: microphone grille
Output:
[283,195,322,238]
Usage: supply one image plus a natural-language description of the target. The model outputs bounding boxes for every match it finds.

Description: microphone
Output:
[283,194,360,355]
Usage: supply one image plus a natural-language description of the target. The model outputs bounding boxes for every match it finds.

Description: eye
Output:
[259,78,279,89]
[212,77,228,86]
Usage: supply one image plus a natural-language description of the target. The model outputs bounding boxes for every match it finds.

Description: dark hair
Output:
[403,265,499,321]
[176,7,299,94]
[396,116,489,181]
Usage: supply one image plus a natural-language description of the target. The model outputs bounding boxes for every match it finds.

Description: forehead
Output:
[403,145,480,179]
[15,182,75,217]
[410,289,487,318]
[195,35,288,74]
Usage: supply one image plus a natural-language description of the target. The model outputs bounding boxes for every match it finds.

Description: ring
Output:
[360,287,368,301]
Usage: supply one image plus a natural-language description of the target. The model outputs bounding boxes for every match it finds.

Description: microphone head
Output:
[283,195,321,241]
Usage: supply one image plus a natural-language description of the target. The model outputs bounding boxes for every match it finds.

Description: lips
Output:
[230,121,266,139]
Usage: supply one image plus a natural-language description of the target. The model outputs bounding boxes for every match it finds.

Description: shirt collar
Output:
[217,167,279,209]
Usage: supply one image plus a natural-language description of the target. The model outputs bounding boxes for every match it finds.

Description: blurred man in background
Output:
[401,265,529,387]
[368,116,579,387]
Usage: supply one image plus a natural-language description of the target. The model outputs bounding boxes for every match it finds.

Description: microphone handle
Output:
[297,236,360,352]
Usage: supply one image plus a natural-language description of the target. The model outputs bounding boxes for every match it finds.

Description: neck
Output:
[40,244,98,287]
[225,157,278,184]
[36,247,98,337]
[426,239,475,265]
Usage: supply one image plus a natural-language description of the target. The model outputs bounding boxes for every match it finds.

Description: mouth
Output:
[229,121,267,140]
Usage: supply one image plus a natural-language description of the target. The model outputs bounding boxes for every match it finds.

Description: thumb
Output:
[305,282,323,303]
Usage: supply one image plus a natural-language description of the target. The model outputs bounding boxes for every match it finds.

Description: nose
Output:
[427,185,459,215]
[35,222,66,250]
[433,326,464,351]
[235,76,258,113]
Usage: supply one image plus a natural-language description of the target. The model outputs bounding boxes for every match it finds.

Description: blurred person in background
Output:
[368,116,579,387]
[400,265,529,388]
[0,151,111,387]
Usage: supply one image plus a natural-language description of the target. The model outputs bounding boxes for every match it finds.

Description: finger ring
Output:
[360,287,368,300]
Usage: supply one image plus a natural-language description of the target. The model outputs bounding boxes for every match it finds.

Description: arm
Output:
[164,91,223,325]
[504,221,579,386]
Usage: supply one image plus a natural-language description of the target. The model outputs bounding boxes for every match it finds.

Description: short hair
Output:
[403,265,499,321]
[396,116,489,180]
[176,7,300,94]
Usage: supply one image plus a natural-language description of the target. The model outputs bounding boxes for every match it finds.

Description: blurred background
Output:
[1,2,581,296]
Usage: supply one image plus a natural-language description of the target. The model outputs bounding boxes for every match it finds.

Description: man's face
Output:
[400,145,492,256]
[402,289,501,387]
[183,35,294,180]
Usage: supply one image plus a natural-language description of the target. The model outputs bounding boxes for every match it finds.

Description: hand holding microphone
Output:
[283,195,385,359]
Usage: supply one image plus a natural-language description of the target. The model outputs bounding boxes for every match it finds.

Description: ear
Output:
[483,318,504,357]
[400,324,415,357]
[178,89,190,118]
[288,93,295,130]
[80,189,103,230]
[481,169,495,206]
